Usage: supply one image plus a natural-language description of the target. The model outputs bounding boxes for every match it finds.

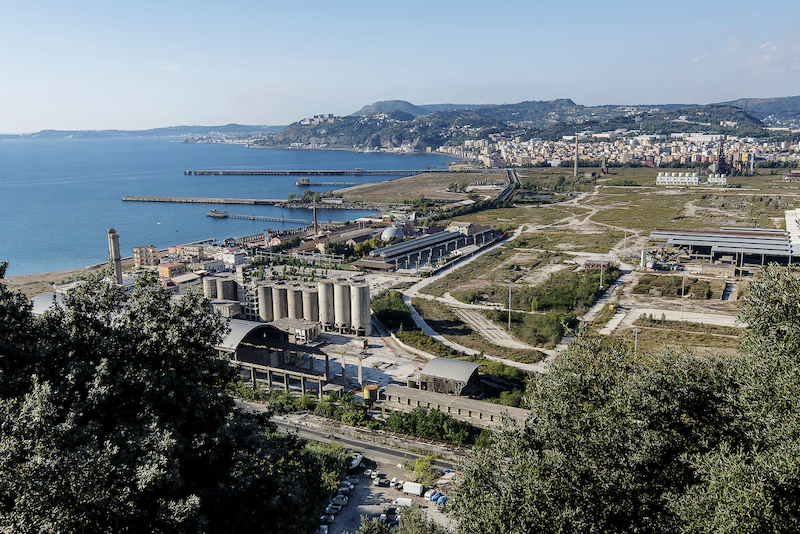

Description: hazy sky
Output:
[2,0,799,133]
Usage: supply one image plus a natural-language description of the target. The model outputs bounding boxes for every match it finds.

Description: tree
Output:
[449,264,800,533]
[0,266,344,534]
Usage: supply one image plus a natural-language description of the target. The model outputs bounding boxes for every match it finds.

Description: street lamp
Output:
[634,328,641,358]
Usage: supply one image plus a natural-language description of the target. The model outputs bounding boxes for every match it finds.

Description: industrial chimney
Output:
[107,228,123,285]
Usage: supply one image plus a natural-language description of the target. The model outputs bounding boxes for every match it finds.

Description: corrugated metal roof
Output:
[420,357,482,383]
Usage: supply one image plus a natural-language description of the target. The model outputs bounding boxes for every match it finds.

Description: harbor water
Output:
[0,137,452,276]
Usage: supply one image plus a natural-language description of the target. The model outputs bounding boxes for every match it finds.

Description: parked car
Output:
[346,475,359,485]
[319,514,334,524]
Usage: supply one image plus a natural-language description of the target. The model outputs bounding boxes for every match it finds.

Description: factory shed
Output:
[412,357,482,397]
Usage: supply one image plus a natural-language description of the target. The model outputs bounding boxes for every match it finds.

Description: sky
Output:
[1,0,799,133]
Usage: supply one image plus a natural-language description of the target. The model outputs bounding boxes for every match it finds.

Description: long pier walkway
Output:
[206,210,307,224]
[184,169,453,176]
[122,196,283,205]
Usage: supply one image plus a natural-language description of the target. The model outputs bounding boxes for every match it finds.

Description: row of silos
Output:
[203,276,237,301]
[261,278,370,336]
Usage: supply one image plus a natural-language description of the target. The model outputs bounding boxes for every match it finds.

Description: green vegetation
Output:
[0,265,342,534]
[371,290,415,330]
[352,504,450,534]
[449,264,800,533]
[411,298,545,364]
[387,406,471,444]
[632,273,726,299]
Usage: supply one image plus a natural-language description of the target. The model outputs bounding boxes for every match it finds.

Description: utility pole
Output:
[681,269,686,319]
[599,256,604,291]
[508,282,512,332]
[574,134,579,178]
[634,328,641,358]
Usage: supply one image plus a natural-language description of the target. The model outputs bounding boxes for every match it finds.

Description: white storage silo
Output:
[257,285,273,322]
[287,284,303,320]
[271,284,288,320]
[350,282,371,336]
[318,280,334,330]
[203,276,218,299]
[333,279,351,333]
[302,286,319,322]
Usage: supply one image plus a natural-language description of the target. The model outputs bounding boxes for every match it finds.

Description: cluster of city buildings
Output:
[436,131,800,170]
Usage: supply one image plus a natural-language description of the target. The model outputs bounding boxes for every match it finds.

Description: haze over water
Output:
[0,137,452,276]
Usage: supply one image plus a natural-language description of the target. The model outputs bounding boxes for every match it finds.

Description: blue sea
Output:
[0,137,452,276]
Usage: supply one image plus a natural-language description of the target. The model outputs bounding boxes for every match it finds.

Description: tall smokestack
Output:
[107,228,122,285]
[574,134,579,178]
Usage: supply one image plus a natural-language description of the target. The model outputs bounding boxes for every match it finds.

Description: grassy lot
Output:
[420,248,514,297]
[412,298,545,364]
[632,317,744,337]
[606,326,741,356]
[513,229,626,253]
[336,171,501,203]
[632,274,726,299]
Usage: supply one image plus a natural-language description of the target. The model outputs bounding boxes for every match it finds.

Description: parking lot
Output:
[319,458,454,534]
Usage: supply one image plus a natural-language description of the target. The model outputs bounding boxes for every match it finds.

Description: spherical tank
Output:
[203,276,218,299]
[302,286,319,322]
[271,284,288,320]
[333,279,351,333]
[350,282,372,336]
[257,285,273,322]
[318,280,334,329]
[287,285,303,319]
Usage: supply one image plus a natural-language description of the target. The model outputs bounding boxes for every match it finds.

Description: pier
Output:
[295,177,359,186]
[184,169,454,176]
[122,196,282,205]
[206,210,307,224]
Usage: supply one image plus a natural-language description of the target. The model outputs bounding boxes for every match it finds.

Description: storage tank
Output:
[271,284,288,320]
[318,280,334,330]
[363,384,379,402]
[203,276,218,299]
[217,278,236,301]
[350,282,371,336]
[287,285,303,319]
[257,285,273,322]
[302,286,319,322]
[333,279,351,333]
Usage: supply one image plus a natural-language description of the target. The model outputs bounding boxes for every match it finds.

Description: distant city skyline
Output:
[2,0,799,134]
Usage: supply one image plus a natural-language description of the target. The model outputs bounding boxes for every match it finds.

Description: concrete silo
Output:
[350,282,371,336]
[271,283,288,320]
[302,285,319,322]
[217,278,236,300]
[333,279,351,333]
[257,284,273,322]
[318,280,334,331]
[287,284,303,320]
[203,276,218,299]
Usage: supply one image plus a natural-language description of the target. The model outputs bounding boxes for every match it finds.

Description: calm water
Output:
[0,137,452,276]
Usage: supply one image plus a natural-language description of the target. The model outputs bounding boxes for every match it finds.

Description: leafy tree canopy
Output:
[0,265,342,534]
[449,264,800,533]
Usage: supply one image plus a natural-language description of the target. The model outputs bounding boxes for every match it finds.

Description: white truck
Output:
[393,497,413,508]
[402,482,424,496]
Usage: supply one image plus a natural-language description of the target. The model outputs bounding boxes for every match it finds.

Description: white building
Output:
[656,172,700,186]
[707,173,727,186]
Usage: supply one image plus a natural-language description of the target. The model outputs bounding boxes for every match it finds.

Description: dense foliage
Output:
[386,406,471,444]
[449,264,800,533]
[0,265,343,534]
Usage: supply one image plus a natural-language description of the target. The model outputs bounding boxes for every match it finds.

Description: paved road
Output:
[273,420,457,472]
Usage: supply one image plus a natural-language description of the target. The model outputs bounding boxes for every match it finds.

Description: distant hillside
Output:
[716,95,800,124]
[4,124,284,140]
[254,109,505,151]
[351,100,486,116]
